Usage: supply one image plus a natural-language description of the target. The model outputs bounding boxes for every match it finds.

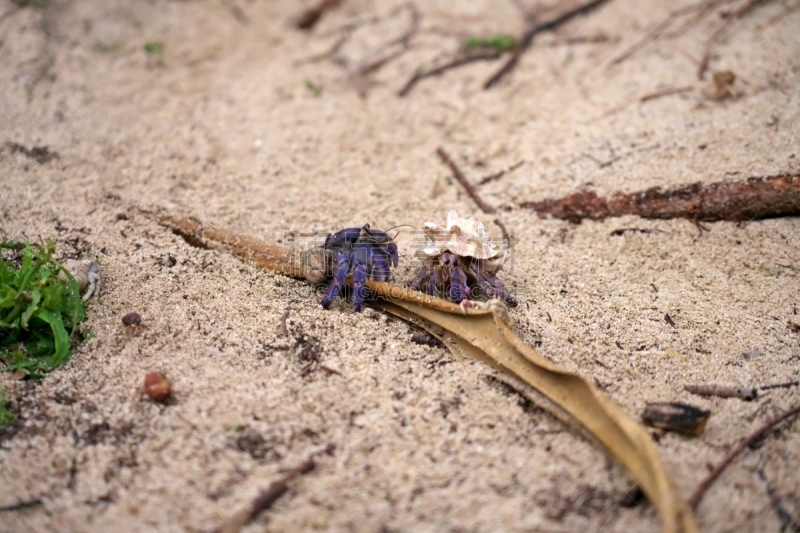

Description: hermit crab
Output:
[315,225,399,312]
[58,259,102,301]
[409,210,517,307]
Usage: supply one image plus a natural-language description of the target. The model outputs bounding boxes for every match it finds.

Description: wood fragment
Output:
[484,0,612,89]
[520,174,800,223]
[685,383,757,401]
[436,147,497,214]
[759,380,799,391]
[642,402,710,436]
[221,444,335,533]
[689,403,800,510]
[295,0,342,31]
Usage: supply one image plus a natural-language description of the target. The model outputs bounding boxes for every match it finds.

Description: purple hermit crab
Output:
[409,210,517,307]
[319,224,398,312]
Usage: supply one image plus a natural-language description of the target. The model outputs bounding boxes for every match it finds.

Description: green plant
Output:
[465,35,517,52]
[0,241,87,378]
[0,389,13,426]
[143,41,164,56]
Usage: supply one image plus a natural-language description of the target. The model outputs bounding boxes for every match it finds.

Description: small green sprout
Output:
[0,390,13,426]
[465,35,517,52]
[143,41,164,56]
[0,241,87,378]
[303,78,322,97]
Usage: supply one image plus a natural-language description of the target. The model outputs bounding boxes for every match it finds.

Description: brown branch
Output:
[398,49,502,97]
[477,161,524,186]
[689,404,800,510]
[698,0,773,79]
[294,0,343,31]
[520,174,800,223]
[220,444,336,533]
[759,380,799,391]
[436,147,497,214]
[484,0,612,89]
[639,85,693,102]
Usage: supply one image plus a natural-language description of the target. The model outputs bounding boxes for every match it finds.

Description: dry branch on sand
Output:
[520,174,800,223]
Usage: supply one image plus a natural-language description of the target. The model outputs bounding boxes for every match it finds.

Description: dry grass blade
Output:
[141,208,698,533]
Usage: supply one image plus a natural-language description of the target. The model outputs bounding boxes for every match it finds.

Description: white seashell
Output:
[418,210,506,273]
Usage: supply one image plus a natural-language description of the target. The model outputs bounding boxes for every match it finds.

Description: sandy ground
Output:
[1,0,799,531]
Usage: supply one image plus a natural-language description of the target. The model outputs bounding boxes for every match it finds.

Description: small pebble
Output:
[144,372,171,402]
[122,312,142,326]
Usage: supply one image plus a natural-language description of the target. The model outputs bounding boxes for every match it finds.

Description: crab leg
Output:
[371,253,392,282]
[448,264,470,304]
[321,251,351,309]
[351,252,369,312]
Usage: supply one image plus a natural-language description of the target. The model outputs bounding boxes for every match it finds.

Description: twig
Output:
[609,0,725,66]
[757,469,796,531]
[352,2,421,97]
[697,0,773,79]
[398,49,503,97]
[295,0,343,31]
[689,403,800,510]
[220,444,336,533]
[493,218,510,242]
[436,147,497,214]
[520,173,800,223]
[477,161,524,186]
[685,383,757,401]
[639,85,693,102]
[0,499,43,512]
[759,380,799,391]
[484,0,611,89]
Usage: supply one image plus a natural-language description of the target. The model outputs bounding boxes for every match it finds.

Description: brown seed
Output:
[642,402,710,437]
[144,372,171,402]
[122,312,142,326]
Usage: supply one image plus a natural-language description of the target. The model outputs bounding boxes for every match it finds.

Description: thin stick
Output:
[477,161,524,186]
[608,0,723,66]
[436,147,497,214]
[484,0,611,89]
[688,404,800,510]
[220,444,336,533]
[352,2,420,97]
[398,50,503,97]
[697,0,772,79]
[759,380,799,391]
